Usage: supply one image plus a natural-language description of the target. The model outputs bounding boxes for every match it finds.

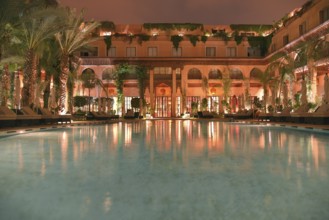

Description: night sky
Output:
[59,0,308,24]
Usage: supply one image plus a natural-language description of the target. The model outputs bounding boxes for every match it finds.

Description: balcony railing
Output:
[81,58,112,65]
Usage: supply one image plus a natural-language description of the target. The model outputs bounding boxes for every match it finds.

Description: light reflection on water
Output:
[0,121,328,220]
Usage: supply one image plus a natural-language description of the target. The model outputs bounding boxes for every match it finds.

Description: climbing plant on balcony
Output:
[233,31,243,45]
[213,30,230,43]
[187,35,199,47]
[103,36,112,55]
[136,34,151,45]
[247,34,273,56]
[113,63,130,106]
[230,24,273,35]
[171,35,183,50]
[201,35,208,43]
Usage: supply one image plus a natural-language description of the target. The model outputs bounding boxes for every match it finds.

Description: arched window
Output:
[82,68,96,77]
[229,68,243,80]
[81,68,96,88]
[208,69,222,79]
[102,68,115,80]
[250,68,263,79]
[188,68,202,79]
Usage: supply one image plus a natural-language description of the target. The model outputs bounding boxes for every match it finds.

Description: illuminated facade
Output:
[77,0,329,117]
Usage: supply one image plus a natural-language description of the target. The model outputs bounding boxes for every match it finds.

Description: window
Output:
[320,7,329,23]
[208,69,222,79]
[206,47,216,57]
[226,47,236,57]
[126,47,136,57]
[172,47,182,56]
[299,22,307,36]
[188,68,202,79]
[148,47,158,57]
[154,67,172,74]
[283,35,289,46]
[80,47,98,57]
[108,47,116,57]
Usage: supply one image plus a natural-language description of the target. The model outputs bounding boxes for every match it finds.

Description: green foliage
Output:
[171,35,183,50]
[230,24,273,34]
[73,96,88,108]
[191,101,198,114]
[222,77,232,100]
[294,93,301,109]
[136,34,151,45]
[135,65,147,99]
[201,98,208,111]
[267,105,274,113]
[247,34,272,56]
[213,30,229,42]
[103,36,112,51]
[233,31,243,45]
[114,63,131,103]
[253,97,263,109]
[187,35,199,46]
[201,35,208,43]
[131,97,140,110]
[143,23,203,31]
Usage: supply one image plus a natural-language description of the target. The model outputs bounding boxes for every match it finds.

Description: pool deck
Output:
[1,118,329,137]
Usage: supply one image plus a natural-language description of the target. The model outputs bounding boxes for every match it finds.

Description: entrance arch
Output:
[155,83,172,117]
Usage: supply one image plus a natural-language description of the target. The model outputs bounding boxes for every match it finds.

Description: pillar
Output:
[149,68,155,116]
[171,68,177,117]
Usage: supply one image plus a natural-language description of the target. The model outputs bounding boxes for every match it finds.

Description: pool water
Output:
[0,120,328,220]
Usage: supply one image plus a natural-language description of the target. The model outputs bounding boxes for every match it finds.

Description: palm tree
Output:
[268,52,295,105]
[295,34,329,102]
[255,67,276,113]
[20,7,65,106]
[55,9,100,114]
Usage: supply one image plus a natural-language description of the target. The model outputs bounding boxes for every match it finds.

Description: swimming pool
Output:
[0,120,328,220]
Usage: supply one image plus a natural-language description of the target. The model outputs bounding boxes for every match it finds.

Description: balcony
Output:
[81,58,112,65]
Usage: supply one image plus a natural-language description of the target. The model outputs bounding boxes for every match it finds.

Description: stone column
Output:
[172,68,177,117]
[149,68,155,116]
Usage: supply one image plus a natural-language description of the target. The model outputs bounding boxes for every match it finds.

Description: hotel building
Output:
[77,0,329,117]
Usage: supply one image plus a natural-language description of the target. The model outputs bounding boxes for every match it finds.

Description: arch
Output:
[102,68,115,80]
[81,68,96,77]
[81,68,96,86]
[208,69,222,79]
[250,68,263,79]
[188,68,202,80]
[229,68,243,80]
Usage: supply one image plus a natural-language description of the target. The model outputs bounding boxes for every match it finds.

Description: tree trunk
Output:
[1,64,10,107]
[22,49,37,107]
[67,77,74,114]
[43,74,51,108]
[58,53,69,114]
[308,59,317,103]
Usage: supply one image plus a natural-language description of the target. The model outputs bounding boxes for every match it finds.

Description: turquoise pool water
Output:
[0,120,328,220]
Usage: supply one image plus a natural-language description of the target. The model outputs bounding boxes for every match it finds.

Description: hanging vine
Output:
[187,35,199,47]
[114,63,130,105]
[171,35,183,50]
[103,36,112,55]
[201,35,208,43]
